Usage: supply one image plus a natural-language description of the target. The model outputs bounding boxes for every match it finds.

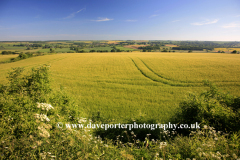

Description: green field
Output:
[38,48,74,53]
[1,52,240,123]
[38,46,137,53]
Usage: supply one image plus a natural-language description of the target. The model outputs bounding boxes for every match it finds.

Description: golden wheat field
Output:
[0,54,19,62]
[0,52,240,122]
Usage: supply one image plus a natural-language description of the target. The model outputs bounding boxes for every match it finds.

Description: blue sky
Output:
[0,0,239,41]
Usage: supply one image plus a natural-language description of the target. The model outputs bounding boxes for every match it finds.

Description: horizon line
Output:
[0,40,240,42]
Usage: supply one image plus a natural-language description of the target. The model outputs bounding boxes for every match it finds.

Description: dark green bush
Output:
[172,81,240,135]
[0,65,82,159]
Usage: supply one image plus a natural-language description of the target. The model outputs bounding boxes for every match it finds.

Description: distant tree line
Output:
[13,44,42,47]
[18,52,33,59]
[1,51,18,55]
[172,46,205,51]
[13,44,25,47]
[118,42,135,45]
[31,44,42,47]
[138,45,160,50]
[172,41,240,51]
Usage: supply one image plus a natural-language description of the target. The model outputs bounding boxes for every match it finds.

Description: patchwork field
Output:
[107,40,123,44]
[0,52,240,123]
[165,44,178,47]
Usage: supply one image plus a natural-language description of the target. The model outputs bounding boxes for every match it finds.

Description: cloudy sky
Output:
[0,0,239,41]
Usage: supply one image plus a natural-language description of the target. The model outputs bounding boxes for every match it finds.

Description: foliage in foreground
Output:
[0,66,240,159]
[172,80,240,135]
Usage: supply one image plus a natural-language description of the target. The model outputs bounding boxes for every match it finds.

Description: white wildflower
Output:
[78,117,87,123]
[216,151,221,156]
[159,142,167,149]
[34,113,50,122]
[38,126,50,138]
[36,102,54,111]
[233,153,238,159]
[39,152,46,159]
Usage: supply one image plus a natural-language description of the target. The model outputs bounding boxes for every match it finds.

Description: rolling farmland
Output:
[1,52,240,123]
[1,0,240,158]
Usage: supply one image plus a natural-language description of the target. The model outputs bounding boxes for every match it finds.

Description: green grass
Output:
[0,43,27,50]
[38,48,75,53]
[116,46,138,51]
[84,46,113,52]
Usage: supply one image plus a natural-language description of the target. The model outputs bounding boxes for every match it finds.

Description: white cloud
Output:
[172,20,180,22]
[91,17,113,22]
[126,19,137,22]
[63,8,85,19]
[149,14,158,18]
[191,19,219,25]
[222,22,240,28]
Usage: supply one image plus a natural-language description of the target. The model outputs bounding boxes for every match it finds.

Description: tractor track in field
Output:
[130,57,240,87]
[129,57,197,87]
[138,58,201,84]
[138,58,240,84]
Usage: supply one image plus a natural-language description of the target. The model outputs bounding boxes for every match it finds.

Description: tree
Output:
[50,48,55,53]
[161,49,168,52]
[18,53,28,59]
[89,50,96,52]
[1,51,12,55]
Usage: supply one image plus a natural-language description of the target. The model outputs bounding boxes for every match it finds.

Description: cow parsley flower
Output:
[37,103,54,111]
[38,126,50,138]
[34,113,50,122]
